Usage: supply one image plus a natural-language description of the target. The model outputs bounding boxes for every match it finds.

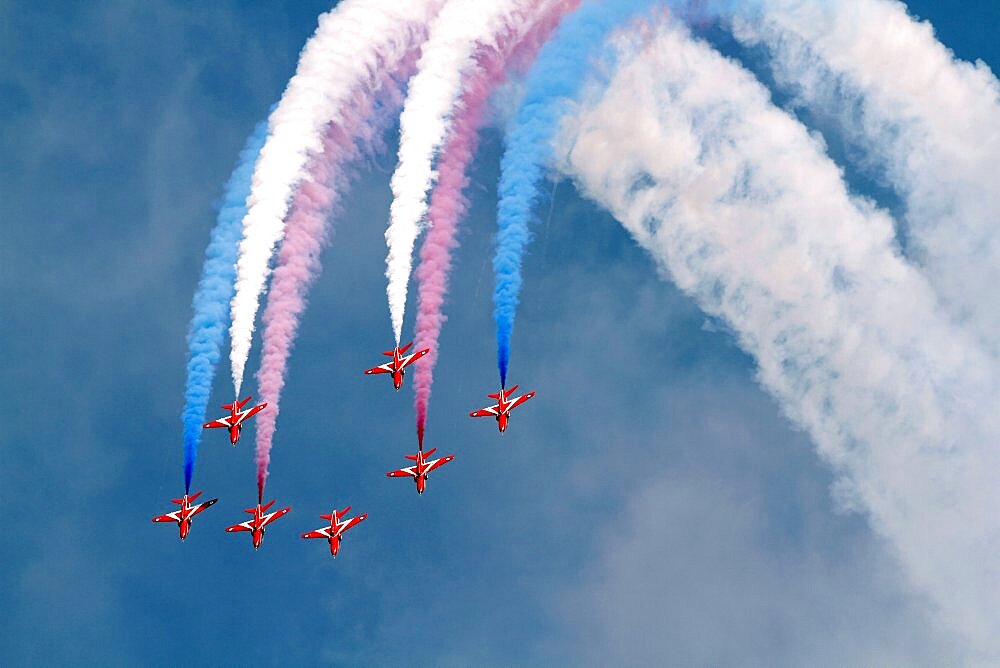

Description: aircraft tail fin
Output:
[384,342,413,356]
[404,454,419,461]
[320,513,333,521]
[506,384,518,395]
[223,396,252,411]
[336,506,351,519]
[171,497,185,505]
[424,447,437,458]
[261,500,276,512]
[187,491,202,503]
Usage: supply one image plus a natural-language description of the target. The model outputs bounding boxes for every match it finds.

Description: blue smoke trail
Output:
[493,0,657,387]
[182,118,269,492]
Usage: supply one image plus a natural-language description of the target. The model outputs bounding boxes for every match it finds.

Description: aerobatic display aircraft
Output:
[469,384,536,434]
[363,341,430,390]
[301,506,367,557]
[386,447,454,495]
[152,491,218,541]
[224,499,291,550]
[202,396,267,445]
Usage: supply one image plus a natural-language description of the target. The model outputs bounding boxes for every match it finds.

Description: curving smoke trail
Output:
[557,19,1000,658]
[412,0,580,444]
[492,0,658,388]
[181,119,268,493]
[252,66,416,502]
[384,0,539,346]
[730,0,1000,359]
[229,0,445,396]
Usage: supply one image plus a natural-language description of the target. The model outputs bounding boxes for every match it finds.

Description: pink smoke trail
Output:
[253,69,410,501]
[413,0,580,445]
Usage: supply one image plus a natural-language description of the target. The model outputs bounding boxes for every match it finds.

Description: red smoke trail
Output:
[253,71,410,500]
[413,0,580,444]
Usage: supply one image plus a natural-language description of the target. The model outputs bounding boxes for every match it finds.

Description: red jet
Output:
[152,491,218,541]
[364,341,429,390]
[469,385,535,434]
[224,499,291,550]
[301,506,367,558]
[386,447,454,495]
[202,396,267,446]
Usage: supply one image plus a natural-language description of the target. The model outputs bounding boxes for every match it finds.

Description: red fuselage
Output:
[175,497,199,539]
[224,402,245,444]
[414,451,429,494]
[389,348,406,390]
[329,534,342,556]
[248,507,268,549]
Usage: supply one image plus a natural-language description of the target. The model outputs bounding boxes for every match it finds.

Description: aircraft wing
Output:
[190,498,218,516]
[470,404,500,418]
[400,348,429,369]
[425,455,454,473]
[261,507,291,527]
[302,526,333,540]
[225,521,253,533]
[152,511,182,523]
[386,466,417,478]
[508,391,535,410]
[364,363,393,375]
[341,514,367,533]
[233,403,266,425]
[203,416,235,429]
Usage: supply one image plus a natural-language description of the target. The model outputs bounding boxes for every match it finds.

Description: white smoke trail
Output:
[229,0,444,394]
[556,20,1000,659]
[384,0,537,345]
[730,0,1000,358]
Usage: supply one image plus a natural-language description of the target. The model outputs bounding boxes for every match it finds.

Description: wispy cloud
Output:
[557,18,1000,658]
[732,0,1000,358]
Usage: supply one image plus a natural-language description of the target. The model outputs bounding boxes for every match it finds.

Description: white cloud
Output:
[556,18,1000,658]
[732,0,1000,358]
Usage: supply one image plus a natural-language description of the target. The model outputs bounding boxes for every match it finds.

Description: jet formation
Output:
[152,491,218,541]
[364,341,429,390]
[469,385,535,434]
[225,499,292,550]
[155,344,534,552]
[202,396,267,446]
[386,447,455,495]
[301,506,367,557]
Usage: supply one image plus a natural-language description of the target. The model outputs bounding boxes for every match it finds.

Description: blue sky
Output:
[1,1,996,664]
